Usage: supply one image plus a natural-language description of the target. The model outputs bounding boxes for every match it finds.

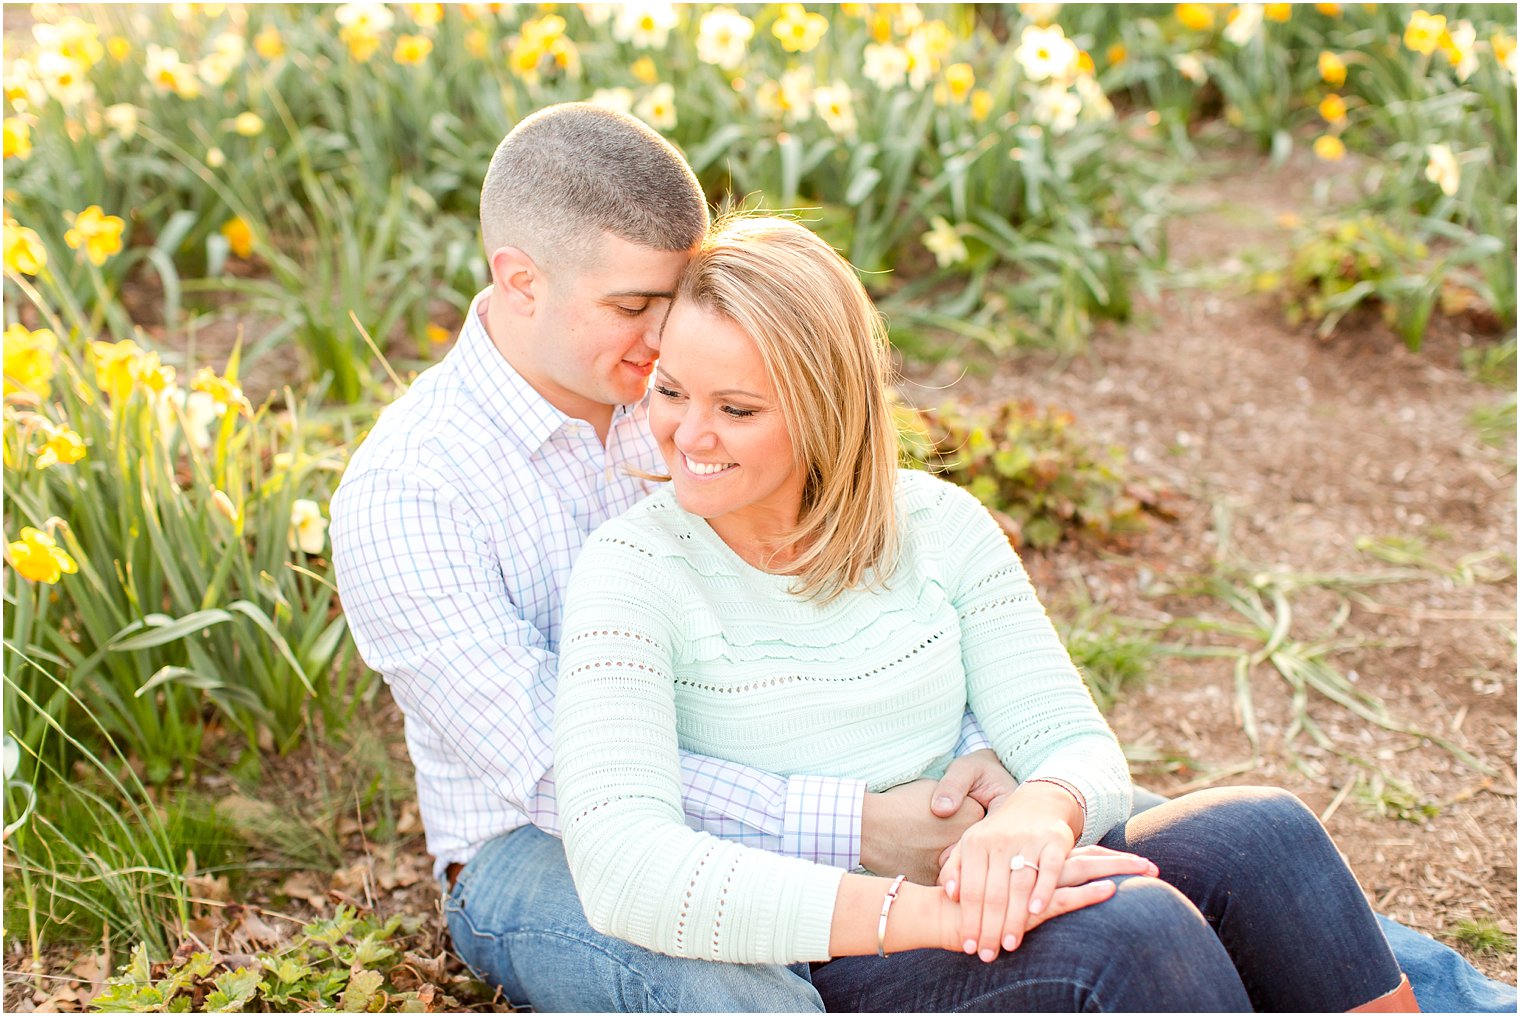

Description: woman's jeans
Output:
[444,786,1512,1012]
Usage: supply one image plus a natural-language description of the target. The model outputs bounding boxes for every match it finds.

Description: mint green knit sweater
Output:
[555,469,1132,965]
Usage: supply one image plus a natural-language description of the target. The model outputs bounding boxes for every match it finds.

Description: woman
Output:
[554,217,1417,1012]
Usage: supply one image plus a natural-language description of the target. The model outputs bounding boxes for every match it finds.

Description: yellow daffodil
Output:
[104,103,139,139]
[1019,4,1062,26]
[943,62,976,103]
[288,499,329,555]
[1263,4,1291,23]
[1175,3,1214,31]
[206,147,226,169]
[3,324,58,397]
[772,3,829,54]
[144,44,202,98]
[696,7,754,70]
[970,88,994,122]
[923,216,968,268]
[1403,10,1445,56]
[426,323,452,344]
[1015,23,1079,82]
[4,117,31,160]
[1313,134,1346,161]
[1440,20,1477,82]
[1315,3,1342,15]
[64,205,125,266]
[1174,52,1208,84]
[7,526,78,584]
[221,215,253,258]
[813,82,857,136]
[1318,50,1347,86]
[394,33,433,63]
[1318,94,1347,123]
[1107,43,1128,65]
[107,36,132,61]
[633,82,677,130]
[1224,4,1262,46]
[1425,143,1460,196]
[89,338,146,403]
[254,24,285,59]
[464,28,489,58]
[191,366,253,416]
[210,489,241,526]
[614,2,679,49]
[230,111,265,137]
[862,43,910,89]
[631,55,658,84]
[406,2,444,28]
[342,25,382,62]
[1494,34,1518,75]
[35,426,85,470]
[3,217,48,276]
[589,86,636,115]
[136,351,176,394]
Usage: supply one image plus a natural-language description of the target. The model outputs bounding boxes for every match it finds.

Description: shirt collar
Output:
[452,288,646,456]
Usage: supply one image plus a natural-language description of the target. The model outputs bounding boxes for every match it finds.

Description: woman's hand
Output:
[938,782,1149,962]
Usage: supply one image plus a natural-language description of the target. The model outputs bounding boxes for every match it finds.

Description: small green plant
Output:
[1283,214,1432,345]
[91,906,493,1013]
[1352,771,1440,824]
[898,399,1159,549]
[1449,918,1517,957]
[1460,336,1517,388]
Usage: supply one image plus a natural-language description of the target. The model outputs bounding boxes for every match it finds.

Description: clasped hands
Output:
[860,750,1156,964]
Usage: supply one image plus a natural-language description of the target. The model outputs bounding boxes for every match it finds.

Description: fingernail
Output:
[945,880,956,898]
[1002,934,1017,951]
[935,795,953,810]
[979,947,996,963]
[963,939,977,954]
[1028,896,1045,914]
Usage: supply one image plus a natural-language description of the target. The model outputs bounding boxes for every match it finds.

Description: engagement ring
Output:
[1009,854,1040,873]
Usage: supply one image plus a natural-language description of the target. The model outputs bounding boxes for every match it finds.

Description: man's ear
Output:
[489,246,539,316]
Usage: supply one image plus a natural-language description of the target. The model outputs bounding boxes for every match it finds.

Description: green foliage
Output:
[3,654,207,957]
[1460,336,1517,388]
[1282,214,1435,346]
[898,399,1153,549]
[91,907,485,1013]
[1449,918,1518,956]
[1353,771,1441,824]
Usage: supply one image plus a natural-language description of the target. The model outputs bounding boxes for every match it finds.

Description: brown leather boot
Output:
[1348,973,1420,1013]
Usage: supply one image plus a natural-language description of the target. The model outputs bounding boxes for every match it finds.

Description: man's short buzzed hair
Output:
[480,103,709,272]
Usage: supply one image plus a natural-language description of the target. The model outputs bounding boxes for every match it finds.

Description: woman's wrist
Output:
[884,883,960,954]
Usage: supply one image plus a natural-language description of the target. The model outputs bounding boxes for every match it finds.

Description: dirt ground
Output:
[909,144,1518,982]
[7,146,1516,1010]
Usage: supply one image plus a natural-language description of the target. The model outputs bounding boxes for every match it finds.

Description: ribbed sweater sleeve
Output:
[925,475,1133,844]
[554,526,844,964]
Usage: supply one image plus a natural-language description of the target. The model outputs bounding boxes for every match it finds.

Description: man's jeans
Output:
[445,787,1516,1012]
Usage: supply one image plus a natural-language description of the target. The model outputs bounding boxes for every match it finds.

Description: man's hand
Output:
[930,748,1017,818]
[860,780,984,885]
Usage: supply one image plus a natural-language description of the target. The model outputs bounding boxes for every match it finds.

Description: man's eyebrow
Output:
[603,289,675,300]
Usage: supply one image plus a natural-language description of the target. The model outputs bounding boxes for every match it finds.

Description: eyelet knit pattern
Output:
[554,469,1132,965]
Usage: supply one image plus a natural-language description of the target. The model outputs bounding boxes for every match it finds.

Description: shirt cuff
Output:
[782,775,867,869]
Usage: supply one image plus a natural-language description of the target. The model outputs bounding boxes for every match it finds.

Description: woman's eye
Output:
[654,385,682,400]
[721,405,757,419]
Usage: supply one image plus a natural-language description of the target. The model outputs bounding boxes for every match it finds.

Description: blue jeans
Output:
[1128,788,1518,1014]
[445,788,1513,1012]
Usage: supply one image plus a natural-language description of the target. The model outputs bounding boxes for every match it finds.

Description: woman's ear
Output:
[489,246,538,316]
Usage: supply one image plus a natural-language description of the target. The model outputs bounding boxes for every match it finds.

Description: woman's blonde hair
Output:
[672,216,900,603]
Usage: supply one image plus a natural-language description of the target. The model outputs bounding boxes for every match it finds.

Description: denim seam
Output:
[947,975,1103,1013]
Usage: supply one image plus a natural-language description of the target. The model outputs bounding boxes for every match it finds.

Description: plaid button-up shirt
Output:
[332,290,988,878]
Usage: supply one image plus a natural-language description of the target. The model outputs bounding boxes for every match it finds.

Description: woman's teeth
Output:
[685,455,735,476]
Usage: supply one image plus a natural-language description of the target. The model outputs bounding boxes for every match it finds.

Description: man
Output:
[331,102,1009,1012]
[332,103,1514,1013]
